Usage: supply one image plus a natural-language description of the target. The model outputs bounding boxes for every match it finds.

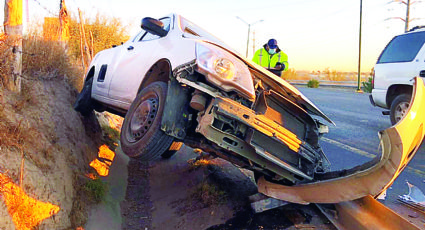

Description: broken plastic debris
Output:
[377,189,387,200]
[397,181,425,211]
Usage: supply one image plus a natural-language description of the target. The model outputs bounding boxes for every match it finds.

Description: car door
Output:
[108,17,172,105]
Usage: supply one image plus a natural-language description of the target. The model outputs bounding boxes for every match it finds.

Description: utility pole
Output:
[59,0,70,43]
[405,0,410,32]
[3,0,23,93]
[236,16,263,58]
[357,0,363,93]
[252,30,256,57]
[387,0,414,32]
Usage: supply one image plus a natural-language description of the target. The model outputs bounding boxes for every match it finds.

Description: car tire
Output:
[390,94,411,125]
[120,81,174,160]
[74,77,94,116]
[161,141,183,159]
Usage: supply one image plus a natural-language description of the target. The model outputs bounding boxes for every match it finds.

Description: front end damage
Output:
[162,52,425,204]
[163,42,425,204]
[162,57,331,186]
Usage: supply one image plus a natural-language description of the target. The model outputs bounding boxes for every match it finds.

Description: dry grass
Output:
[281,68,299,80]
[0,118,24,149]
[22,33,84,90]
[192,182,227,207]
[0,34,16,88]
[68,14,130,62]
[0,15,128,228]
[282,68,372,82]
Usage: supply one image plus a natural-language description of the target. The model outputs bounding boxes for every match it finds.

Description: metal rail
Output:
[316,195,421,230]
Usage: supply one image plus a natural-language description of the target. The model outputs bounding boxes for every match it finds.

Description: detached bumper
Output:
[257,77,425,204]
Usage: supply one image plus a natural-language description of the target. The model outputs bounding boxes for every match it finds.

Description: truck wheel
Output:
[74,77,94,116]
[390,94,411,125]
[120,82,174,160]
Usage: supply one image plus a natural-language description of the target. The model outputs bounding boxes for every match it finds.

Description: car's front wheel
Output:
[390,94,411,125]
[120,81,174,160]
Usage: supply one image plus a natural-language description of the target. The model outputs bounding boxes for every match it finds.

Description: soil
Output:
[117,146,335,230]
[0,78,109,229]
[0,77,334,229]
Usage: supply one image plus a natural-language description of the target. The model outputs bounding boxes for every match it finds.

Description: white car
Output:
[74,14,425,204]
[370,26,425,124]
[74,13,332,185]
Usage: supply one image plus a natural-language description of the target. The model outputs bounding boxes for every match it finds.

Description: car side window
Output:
[378,31,425,63]
[139,17,172,42]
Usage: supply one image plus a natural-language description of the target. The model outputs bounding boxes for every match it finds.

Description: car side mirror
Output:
[141,17,168,37]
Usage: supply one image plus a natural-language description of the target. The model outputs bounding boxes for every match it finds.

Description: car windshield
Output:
[378,31,425,63]
[178,16,234,52]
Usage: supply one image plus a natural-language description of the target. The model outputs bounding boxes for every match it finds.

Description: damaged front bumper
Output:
[165,60,330,185]
[195,96,328,183]
[257,77,425,204]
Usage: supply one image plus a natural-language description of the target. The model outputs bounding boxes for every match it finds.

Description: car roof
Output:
[406,26,425,34]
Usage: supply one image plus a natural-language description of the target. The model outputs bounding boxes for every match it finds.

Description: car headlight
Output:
[196,42,255,100]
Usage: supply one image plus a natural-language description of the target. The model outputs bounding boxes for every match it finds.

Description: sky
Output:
[2,0,425,72]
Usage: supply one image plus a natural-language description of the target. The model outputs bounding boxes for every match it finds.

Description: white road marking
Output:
[321,137,376,159]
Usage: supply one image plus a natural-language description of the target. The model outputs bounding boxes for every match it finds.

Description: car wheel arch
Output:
[386,84,412,108]
[137,59,172,94]
[85,66,96,82]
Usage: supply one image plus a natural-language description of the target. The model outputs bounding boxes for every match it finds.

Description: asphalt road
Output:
[298,86,425,210]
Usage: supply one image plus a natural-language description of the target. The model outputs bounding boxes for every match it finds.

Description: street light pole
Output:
[236,16,263,58]
[405,0,410,32]
[357,0,363,93]
[246,24,251,58]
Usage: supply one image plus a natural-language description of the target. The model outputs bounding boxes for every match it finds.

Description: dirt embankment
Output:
[0,78,111,229]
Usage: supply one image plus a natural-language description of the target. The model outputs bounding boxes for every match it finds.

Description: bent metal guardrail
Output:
[257,77,425,204]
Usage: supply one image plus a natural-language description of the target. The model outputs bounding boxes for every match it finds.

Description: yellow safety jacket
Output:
[252,46,288,71]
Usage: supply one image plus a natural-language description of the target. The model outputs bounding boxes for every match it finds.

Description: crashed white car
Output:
[75,14,425,204]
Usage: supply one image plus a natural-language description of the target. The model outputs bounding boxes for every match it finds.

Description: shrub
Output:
[84,178,107,203]
[68,14,130,61]
[362,76,373,93]
[22,35,83,85]
[307,79,319,88]
[192,182,227,207]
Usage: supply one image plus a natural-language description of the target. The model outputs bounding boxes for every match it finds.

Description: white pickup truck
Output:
[370,27,425,125]
[74,14,425,204]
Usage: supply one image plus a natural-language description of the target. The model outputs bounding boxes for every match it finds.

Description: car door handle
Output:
[420,70,425,77]
[127,46,134,51]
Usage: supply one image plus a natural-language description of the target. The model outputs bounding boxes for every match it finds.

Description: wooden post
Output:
[3,0,22,93]
[89,30,94,59]
[78,9,92,66]
[78,20,86,70]
[59,0,70,43]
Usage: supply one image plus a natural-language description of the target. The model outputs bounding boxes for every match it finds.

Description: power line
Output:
[31,0,58,16]
[0,40,37,56]
[386,0,424,32]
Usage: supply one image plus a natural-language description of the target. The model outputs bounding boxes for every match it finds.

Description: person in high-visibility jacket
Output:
[252,39,288,77]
